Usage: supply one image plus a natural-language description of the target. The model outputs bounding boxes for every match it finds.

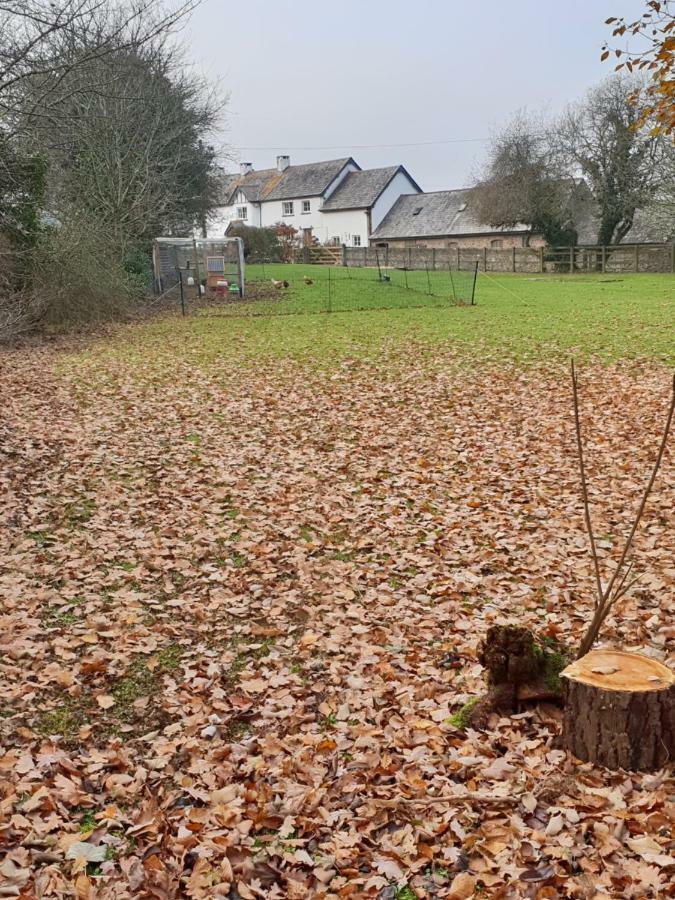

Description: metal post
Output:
[341,243,347,266]
[177,268,185,316]
[540,246,544,273]
[635,244,639,273]
[404,267,408,290]
[471,261,478,306]
[327,264,332,313]
[512,246,516,273]
[570,246,574,273]
[425,264,432,295]
[601,245,606,273]
[448,262,457,303]
[483,246,488,272]
[376,249,382,281]
[192,239,202,297]
[432,248,436,271]
[457,246,461,271]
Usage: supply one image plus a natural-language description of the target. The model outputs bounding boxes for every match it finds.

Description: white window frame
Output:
[282,201,294,216]
[352,235,362,247]
[301,200,311,214]
[236,206,247,220]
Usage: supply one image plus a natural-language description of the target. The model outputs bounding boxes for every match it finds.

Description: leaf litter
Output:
[0,334,673,898]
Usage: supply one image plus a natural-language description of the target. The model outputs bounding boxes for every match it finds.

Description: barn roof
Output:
[322,166,421,211]
[371,189,530,240]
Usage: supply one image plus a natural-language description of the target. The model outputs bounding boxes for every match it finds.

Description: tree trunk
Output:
[561,650,675,771]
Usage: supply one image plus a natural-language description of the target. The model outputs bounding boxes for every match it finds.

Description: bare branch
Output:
[571,360,604,609]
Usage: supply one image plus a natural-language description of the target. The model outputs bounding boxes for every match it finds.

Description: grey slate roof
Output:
[322,166,419,211]
[216,172,241,205]
[371,189,530,240]
[226,168,285,203]
[217,157,359,205]
[264,157,357,200]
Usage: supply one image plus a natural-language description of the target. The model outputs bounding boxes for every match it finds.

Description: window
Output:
[236,206,247,220]
[490,239,503,249]
[301,200,311,214]
[282,201,294,216]
[353,235,362,247]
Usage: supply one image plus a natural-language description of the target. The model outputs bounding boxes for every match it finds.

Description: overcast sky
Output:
[186,0,643,191]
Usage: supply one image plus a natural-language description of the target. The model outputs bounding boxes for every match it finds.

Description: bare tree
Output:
[24,42,223,254]
[0,0,200,117]
[555,77,667,245]
[471,111,583,246]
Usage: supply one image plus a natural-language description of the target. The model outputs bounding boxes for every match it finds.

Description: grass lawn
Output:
[125,268,675,367]
[1,270,674,897]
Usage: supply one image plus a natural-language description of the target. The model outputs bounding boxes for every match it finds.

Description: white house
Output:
[206,155,421,247]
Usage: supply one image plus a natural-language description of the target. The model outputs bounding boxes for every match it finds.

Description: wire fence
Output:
[202,259,478,318]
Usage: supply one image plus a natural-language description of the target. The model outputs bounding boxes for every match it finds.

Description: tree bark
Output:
[561,650,675,771]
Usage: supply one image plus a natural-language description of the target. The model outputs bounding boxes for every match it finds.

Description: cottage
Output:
[206,156,421,248]
[370,189,544,250]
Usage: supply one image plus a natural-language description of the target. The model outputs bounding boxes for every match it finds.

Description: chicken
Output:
[272,279,290,289]
[303,276,313,285]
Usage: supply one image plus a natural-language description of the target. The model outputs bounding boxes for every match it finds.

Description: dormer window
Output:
[458,202,467,212]
[412,206,423,216]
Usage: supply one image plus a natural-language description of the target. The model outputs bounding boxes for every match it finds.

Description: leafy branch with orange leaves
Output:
[602,1,675,136]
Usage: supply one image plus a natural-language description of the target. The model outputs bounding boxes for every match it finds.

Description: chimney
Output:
[276,155,290,173]
[240,162,253,176]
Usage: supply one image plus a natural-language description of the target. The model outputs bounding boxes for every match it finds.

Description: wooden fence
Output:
[336,243,675,275]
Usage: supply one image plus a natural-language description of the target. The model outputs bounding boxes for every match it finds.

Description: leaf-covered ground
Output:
[1,283,674,898]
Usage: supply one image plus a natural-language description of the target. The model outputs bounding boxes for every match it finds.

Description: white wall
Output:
[258,161,360,242]
[320,209,369,246]
[206,190,262,237]
[371,170,421,231]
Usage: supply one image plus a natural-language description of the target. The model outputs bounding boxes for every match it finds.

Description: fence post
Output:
[483,246,488,272]
[672,243,675,274]
[457,246,461,271]
[539,246,544,273]
[601,245,606,273]
[634,244,639,272]
[569,246,574,273]
[512,246,516,273]
[341,243,347,266]
[363,246,367,266]
[432,248,436,271]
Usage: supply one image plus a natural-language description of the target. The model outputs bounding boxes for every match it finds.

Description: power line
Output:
[237,137,489,152]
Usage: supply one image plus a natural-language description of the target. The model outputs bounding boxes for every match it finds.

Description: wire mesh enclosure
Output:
[208,258,478,318]
[152,237,245,308]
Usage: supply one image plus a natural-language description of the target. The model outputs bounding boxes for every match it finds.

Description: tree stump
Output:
[466,625,569,728]
[561,650,675,771]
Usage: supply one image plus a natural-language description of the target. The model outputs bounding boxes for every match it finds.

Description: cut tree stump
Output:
[561,650,675,771]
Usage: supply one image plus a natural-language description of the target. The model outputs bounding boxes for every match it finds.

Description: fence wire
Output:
[203,260,477,318]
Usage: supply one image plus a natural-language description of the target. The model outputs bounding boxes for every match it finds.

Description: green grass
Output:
[66,269,674,370]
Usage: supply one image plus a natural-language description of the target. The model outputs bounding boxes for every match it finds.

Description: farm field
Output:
[1,272,674,897]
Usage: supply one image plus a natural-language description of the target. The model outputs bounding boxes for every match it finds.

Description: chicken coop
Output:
[153,237,245,300]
